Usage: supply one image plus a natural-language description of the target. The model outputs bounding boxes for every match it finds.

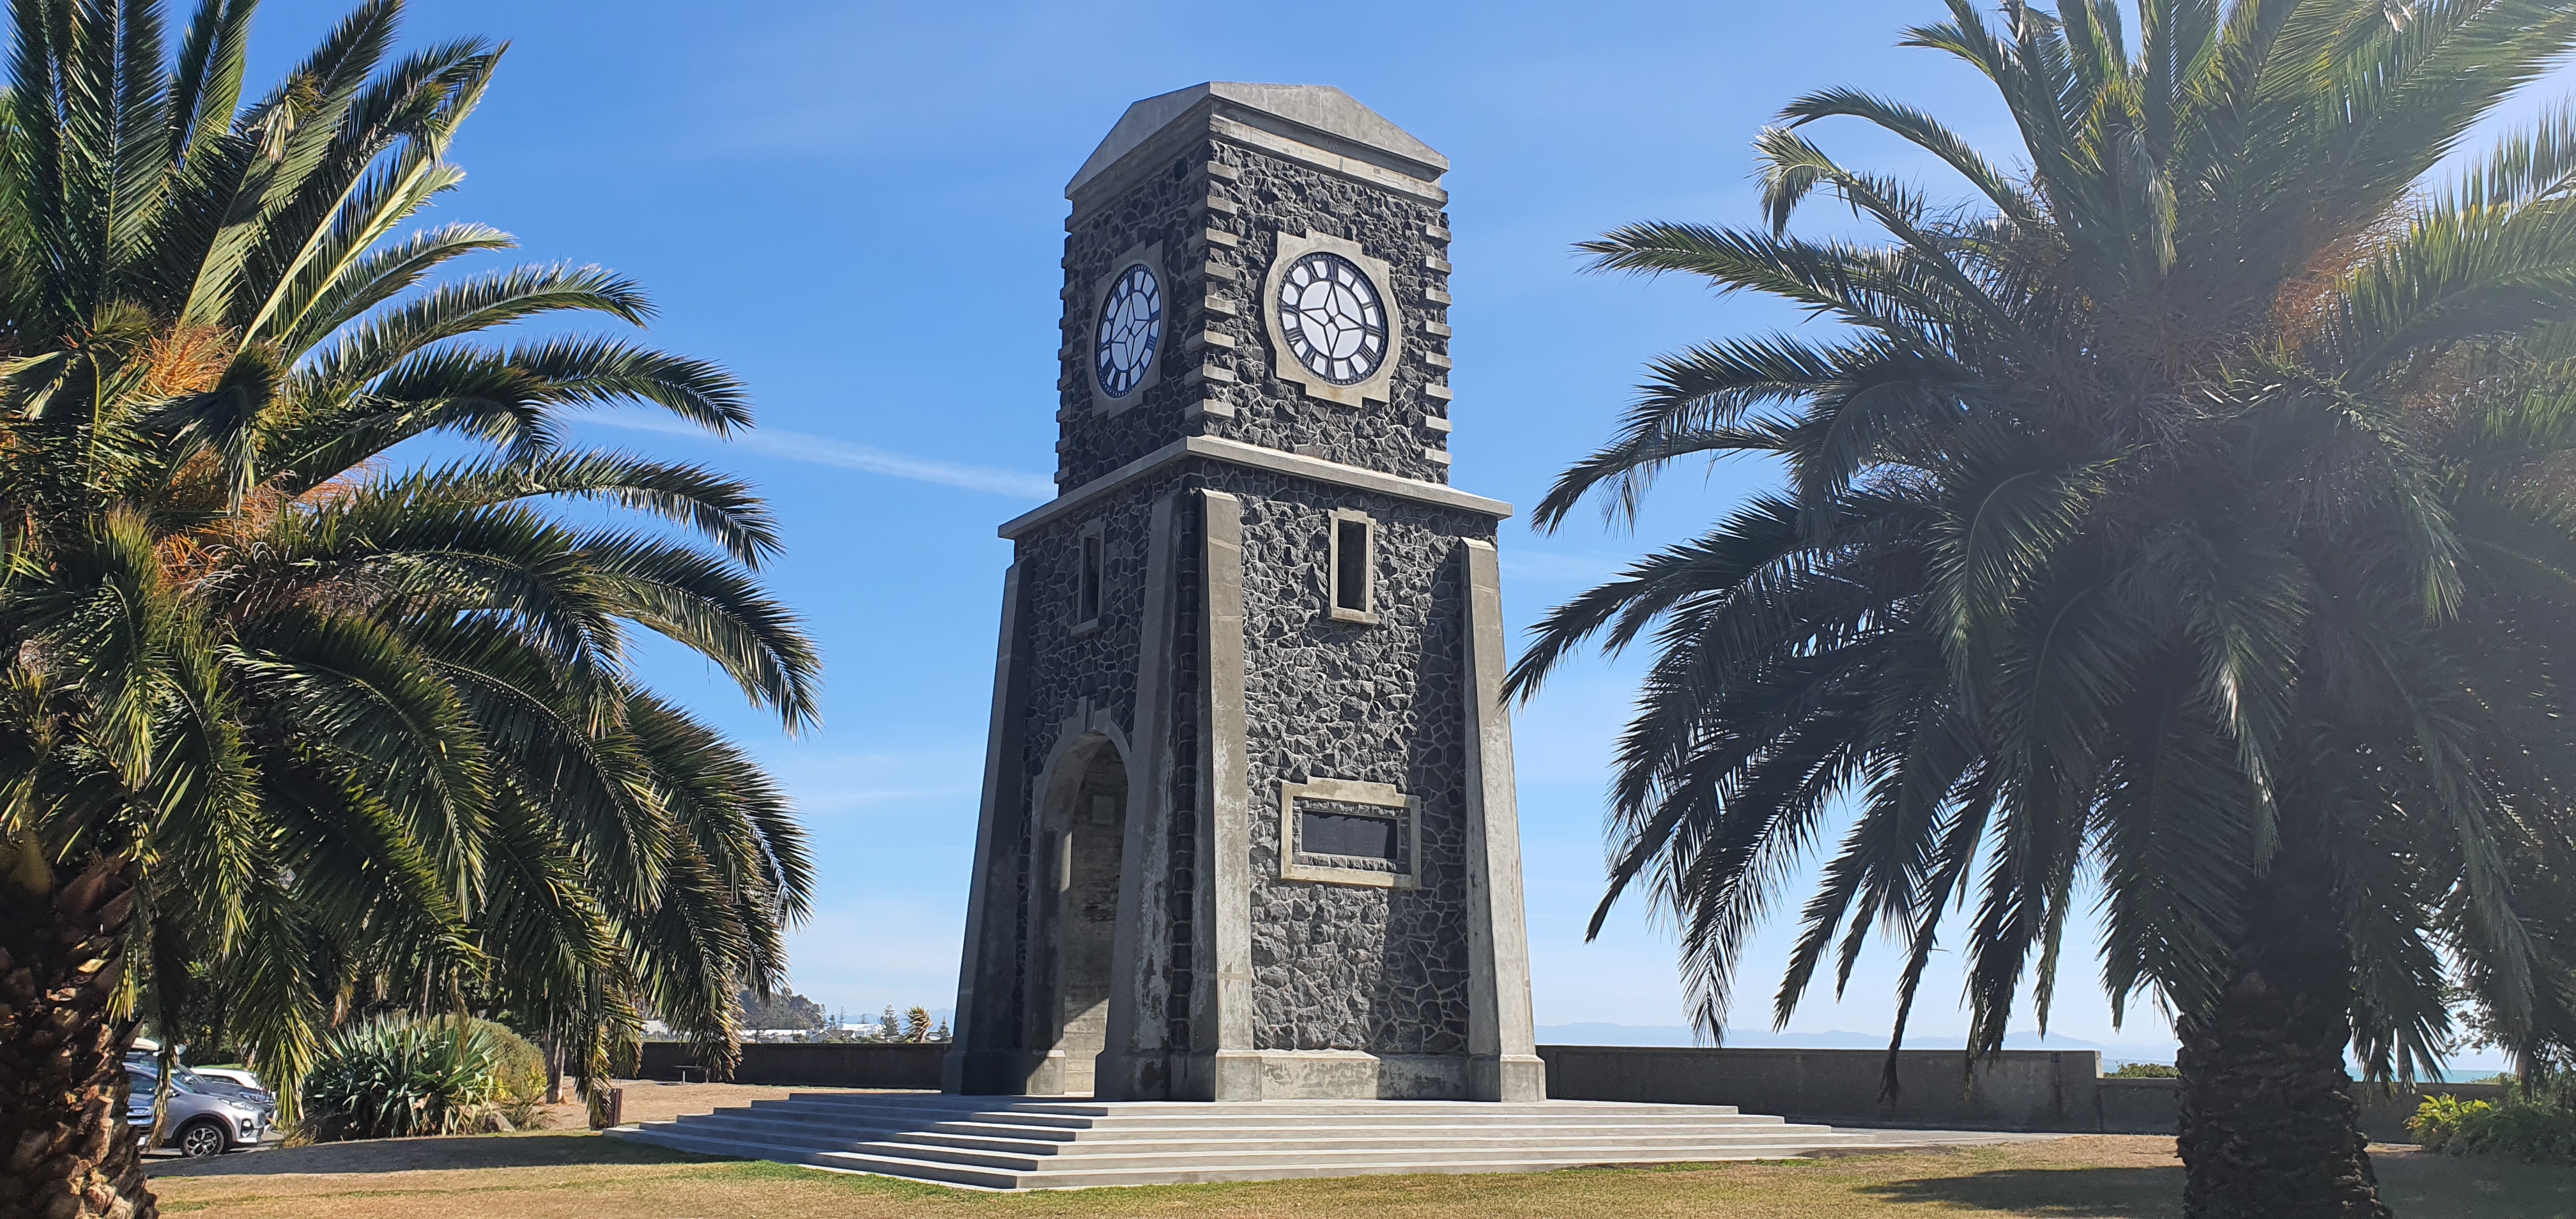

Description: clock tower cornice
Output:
[1066,83,1448,222]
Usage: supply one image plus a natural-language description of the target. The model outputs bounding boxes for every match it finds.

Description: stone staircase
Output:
[605,1092,2045,1190]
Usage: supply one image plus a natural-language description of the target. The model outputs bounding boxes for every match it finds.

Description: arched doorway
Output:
[1043,740,1127,1095]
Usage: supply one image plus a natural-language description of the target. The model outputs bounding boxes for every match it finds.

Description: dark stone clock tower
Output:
[944,84,1543,1103]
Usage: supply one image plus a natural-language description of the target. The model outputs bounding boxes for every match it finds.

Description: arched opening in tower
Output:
[1046,741,1128,1096]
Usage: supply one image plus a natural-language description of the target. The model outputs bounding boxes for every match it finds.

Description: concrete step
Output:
[882,1125,1852,1156]
[730,1100,1791,1131]
[992,1149,1889,1191]
[782,1095,1745,1118]
[739,1100,1100,1129]
[848,1135,1891,1174]
[610,1126,1023,1190]
[671,1113,1852,1158]
[627,1121,1884,1170]
[973,1114,1791,1138]
[988,1100,1751,1116]
[604,1096,2034,1192]
[622,1123,1889,1181]
[740,1098,1779,1131]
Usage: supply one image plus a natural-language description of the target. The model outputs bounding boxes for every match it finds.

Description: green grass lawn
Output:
[142,1132,2576,1218]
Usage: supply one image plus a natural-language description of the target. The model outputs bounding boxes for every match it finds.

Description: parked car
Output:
[123,1052,272,1103]
[125,1059,276,1157]
[189,1066,264,1093]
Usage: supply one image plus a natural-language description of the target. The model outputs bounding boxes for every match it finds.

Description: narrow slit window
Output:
[1335,521,1368,611]
[1075,525,1104,628]
[1328,511,1376,623]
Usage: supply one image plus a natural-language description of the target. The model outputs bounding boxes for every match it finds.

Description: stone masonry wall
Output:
[1002,473,1177,1034]
[1002,465,1494,1062]
[1057,137,1454,491]
[1220,467,1491,1055]
[1057,155,1202,489]
[1195,142,1453,485]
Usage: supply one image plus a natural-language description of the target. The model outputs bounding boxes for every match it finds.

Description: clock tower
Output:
[944,84,1543,1103]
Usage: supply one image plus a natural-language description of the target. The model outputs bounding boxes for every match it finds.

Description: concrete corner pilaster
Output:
[947,563,1031,1095]
[1183,489,1259,1101]
[1460,539,1545,1101]
[1471,1055,1549,1104]
[1096,494,1181,1100]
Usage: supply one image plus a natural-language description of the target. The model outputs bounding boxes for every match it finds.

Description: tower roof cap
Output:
[1068,83,1446,199]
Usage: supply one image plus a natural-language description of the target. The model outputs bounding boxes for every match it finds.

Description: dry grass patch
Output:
[139,1131,2576,1218]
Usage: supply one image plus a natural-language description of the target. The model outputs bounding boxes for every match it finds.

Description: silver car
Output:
[125,1061,276,1157]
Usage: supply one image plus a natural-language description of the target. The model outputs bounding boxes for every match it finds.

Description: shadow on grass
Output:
[143,1131,701,1179]
[2375,1149,2576,1219]
[1867,1152,2575,1219]
[1859,1165,2183,1217]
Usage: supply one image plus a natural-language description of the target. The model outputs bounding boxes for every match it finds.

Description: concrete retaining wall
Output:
[636,1041,947,1089]
[1540,1045,2103,1130]
[1535,1045,2510,1141]
[634,1040,2508,1141]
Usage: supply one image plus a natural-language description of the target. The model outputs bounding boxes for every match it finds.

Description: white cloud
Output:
[586,414,1055,500]
[760,747,986,818]
[1499,548,1634,586]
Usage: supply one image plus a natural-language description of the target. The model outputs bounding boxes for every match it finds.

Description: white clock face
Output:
[1276,252,1386,386]
[1094,263,1163,397]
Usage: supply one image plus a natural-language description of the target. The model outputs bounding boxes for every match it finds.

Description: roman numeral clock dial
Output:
[1275,251,1386,385]
[1094,263,1163,397]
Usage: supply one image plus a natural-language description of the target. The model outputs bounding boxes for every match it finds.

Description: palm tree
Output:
[2486,832,2576,1075]
[1509,2,2576,1215]
[0,2,818,1215]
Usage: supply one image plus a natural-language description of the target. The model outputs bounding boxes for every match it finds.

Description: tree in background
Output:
[1512,2,2576,1215]
[737,985,827,1031]
[0,2,818,1215]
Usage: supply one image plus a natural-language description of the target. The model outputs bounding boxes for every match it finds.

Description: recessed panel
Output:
[1299,806,1401,863]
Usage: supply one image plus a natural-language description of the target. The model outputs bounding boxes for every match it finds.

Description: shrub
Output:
[2410,1095,2492,1153]
[479,1023,548,1126]
[2467,1103,2576,1163]
[2411,1094,2576,1163]
[300,1015,546,1141]
[2107,1062,2179,1078]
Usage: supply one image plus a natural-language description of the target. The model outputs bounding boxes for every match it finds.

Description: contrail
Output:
[588,414,1055,500]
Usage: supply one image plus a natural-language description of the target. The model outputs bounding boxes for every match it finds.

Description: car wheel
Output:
[175,1118,230,1158]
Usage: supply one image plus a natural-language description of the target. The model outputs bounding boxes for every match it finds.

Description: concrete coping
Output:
[1068,84,1448,199]
[997,435,1512,540]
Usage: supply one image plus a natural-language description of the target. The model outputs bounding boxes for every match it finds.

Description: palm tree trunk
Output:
[544,1038,564,1105]
[0,852,153,1219]
[2175,828,2386,1219]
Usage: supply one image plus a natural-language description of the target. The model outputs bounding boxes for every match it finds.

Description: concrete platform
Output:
[605,1092,2057,1190]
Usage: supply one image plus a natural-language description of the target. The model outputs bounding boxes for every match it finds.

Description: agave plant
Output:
[300,1015,535,1141]
[0,2,817,1215]
[1514,2,2576,1215]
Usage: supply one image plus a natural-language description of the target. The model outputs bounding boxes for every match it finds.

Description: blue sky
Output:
[244,1,2565,1060]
